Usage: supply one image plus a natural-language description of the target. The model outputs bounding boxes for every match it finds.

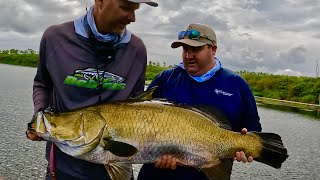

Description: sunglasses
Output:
[178,29,214,44]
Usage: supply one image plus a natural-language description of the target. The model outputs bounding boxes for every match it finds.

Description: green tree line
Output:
[239,71,320,104]
[1,49,319,104]
[146,61,173,81]
[0,49,39,67]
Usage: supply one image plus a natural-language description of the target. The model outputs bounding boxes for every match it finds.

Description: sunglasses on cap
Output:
[178,29,214,44]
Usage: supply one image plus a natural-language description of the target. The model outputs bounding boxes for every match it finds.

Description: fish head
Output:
[29,111,54,140]
[31,111,107,156]
[31,111,82,142]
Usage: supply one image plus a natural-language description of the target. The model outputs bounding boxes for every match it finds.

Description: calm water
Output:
[0,64,319,180]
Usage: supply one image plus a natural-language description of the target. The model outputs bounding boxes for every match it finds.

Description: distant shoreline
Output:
[1,61,319,111]
[255,96,320,111]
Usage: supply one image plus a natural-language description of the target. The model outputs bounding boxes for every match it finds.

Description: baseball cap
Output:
[171,23,217,48]
[128,0,158,7]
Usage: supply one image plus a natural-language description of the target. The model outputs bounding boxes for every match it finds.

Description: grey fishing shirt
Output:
[32,21,147,179]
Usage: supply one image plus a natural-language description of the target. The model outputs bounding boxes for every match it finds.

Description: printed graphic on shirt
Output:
[63,68,126,90]
[214,89,233,96]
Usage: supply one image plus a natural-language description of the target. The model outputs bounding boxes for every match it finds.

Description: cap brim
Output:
[145,1,158,7]
[128,0,158,7]
[171,39,207,48]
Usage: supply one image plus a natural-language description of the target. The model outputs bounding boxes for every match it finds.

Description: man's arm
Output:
[33,33,53,113]
[27,32,52,141]
[233,77,262,162]
[240,78,262,132]
[130,42,147,97]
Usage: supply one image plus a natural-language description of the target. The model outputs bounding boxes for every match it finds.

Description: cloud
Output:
[274,69,304,76]
[0,0,319,77]
[0,0,83,34]
[314,34,320,39]
[278,45,307,64]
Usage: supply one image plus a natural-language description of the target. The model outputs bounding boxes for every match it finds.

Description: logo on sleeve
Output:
[214,89,233,96]
[63,68,126,90]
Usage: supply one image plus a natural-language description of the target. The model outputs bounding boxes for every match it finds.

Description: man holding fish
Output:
[138,23,263,179]
[26,0,158,179]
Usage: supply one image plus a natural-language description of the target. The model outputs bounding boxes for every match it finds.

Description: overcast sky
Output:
[0,0,319,77]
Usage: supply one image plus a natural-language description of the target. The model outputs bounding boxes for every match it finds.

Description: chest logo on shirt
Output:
[63,68,126,90]
[214,89,233,96]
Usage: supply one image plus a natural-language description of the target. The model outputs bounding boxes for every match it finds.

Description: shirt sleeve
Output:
[130,42,147,97]
[147,71,166,98]
[239,78,262,132]
[32,31,53,113]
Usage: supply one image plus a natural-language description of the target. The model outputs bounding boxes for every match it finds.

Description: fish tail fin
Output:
[254,132,289,169]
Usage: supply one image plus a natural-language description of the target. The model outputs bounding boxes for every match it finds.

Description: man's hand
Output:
[26,112,44,141]
[26,129,43,141]
[233,128,253,163]
[155,155,177,170]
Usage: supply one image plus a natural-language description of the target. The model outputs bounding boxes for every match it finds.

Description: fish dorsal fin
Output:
[103,139,138,157]
[192,105,232,130]
[132,86,158,100]
[200,159,233,180]
[105,163,132,180]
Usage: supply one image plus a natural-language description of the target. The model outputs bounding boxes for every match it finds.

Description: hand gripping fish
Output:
[28,87,288,180]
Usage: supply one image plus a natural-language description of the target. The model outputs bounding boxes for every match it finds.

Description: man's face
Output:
[96,0,140,34]
[182,44,217,76]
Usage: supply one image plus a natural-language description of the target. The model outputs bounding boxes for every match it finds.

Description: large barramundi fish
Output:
[28,87,288,180]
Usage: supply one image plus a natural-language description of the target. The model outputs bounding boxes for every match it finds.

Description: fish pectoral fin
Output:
[103,139,138,157]
[200,159,233,180]
[105,163,132,180]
